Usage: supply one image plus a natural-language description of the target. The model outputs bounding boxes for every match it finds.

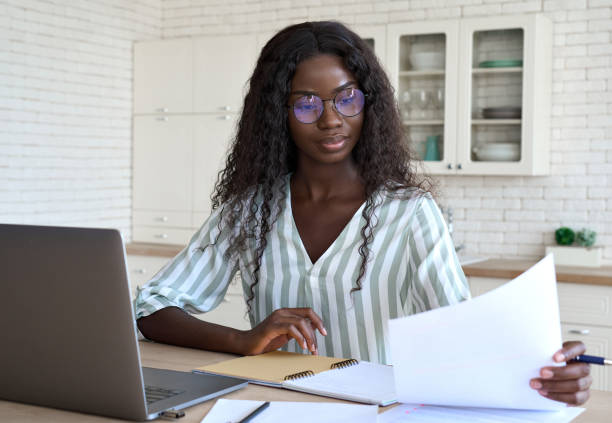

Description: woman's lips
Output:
[319,135,349,152]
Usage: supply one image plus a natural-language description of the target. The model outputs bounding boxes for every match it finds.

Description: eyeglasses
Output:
[288,87,367,124]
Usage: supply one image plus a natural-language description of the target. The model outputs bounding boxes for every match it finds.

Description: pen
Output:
[238,401,270,423]
[574,355,612,365]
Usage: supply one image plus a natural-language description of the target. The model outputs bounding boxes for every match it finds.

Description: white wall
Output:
[161,0,612,262]
[1,0,610,262]
[0,0,162,240]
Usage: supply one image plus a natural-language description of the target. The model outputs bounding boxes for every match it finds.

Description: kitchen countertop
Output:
[126,243,612,287]
[463,259,612,287]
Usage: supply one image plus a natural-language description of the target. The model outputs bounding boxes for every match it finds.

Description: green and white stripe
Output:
[134,176,470,364]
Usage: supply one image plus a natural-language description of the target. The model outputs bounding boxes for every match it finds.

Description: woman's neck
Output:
[291,158,364,202]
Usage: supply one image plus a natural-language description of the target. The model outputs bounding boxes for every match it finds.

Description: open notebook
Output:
[194,351,396,406]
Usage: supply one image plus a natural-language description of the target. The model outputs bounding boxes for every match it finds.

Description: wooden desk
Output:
[1,341,610,422]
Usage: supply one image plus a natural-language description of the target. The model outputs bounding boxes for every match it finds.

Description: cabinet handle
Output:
[134,268,147,274]
[156,216,169,222]
[457,163,463,170]
[156,107,168,113]
[156,116,168,122]
[447,163,453,170]
[217,115,231,120]
[568,329,590,335]
[220,106,231,111]
[154,233,169,239]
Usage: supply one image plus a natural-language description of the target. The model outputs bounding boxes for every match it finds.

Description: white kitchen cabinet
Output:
[133,36,257,245]
[193,35,258,114]
[133,115,194,212]
[133,38,193,114]
[192,114,238,219]
[468,276,612,391]
[387,14,552,176]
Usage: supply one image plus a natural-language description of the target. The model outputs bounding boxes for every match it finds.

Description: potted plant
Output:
[545,227,602,267]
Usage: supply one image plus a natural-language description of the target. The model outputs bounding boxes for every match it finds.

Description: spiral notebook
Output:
[194,351,396,406]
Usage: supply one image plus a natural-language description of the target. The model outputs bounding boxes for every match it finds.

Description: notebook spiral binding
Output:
[284,370,315,381]
[331,358,358,369]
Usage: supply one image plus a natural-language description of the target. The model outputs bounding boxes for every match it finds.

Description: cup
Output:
[424,135,441,161]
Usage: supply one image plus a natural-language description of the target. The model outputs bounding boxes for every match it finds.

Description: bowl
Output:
[473,143,520,161]
[409,51,445,70]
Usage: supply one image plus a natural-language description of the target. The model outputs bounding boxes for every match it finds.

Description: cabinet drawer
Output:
[195,293,250,330]
[126,254,172,298]
[133,226,194,246]
[468,277,507,297]
[134,210,192,228]
[561,323,612,392]
[558,283,612,327]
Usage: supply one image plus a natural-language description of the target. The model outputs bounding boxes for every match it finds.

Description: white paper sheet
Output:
[378,403,585,423]
[200,399,378,423]
[389,254,565,410]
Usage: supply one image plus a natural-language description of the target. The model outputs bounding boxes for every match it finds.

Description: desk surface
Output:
[2,341,610,422]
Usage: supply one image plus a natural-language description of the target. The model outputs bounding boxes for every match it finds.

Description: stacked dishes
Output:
[410,51,445,70]
[472,143,520,162]
[481,107,521,119]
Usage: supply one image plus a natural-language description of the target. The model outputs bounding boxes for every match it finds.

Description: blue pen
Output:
[574,355,612,365]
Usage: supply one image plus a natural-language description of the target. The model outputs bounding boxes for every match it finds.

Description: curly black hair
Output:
[210,21,432,313]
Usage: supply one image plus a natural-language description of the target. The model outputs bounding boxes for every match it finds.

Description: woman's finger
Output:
[292,308,327,336]
[554,341,587,363]
[538,390,590,406]
[532,375,592,393]
[285,324,308,351]
[282,315,318,353]
[538,362,590,381]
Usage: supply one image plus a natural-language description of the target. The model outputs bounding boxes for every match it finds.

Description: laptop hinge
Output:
[160,409,185,419]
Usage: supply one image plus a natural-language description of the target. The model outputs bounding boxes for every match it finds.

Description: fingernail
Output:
[322,327,328,336]
[530,381,542,389]
[302,341,307,349]
[554,352,566,362]
[542,369,554,379]
[539,390,548,396]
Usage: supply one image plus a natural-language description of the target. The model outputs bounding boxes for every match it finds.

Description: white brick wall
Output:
[2,1,610,263]
[1,0,162,240]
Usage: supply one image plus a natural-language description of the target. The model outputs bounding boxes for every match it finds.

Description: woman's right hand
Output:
[239,308,327,356]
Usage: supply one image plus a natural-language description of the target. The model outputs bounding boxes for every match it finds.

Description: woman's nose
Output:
[317,100,342,129]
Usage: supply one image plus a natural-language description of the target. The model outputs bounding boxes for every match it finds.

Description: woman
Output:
[135,21,591,406]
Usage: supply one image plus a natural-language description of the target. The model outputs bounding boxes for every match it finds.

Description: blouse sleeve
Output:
[133,207,239,319]
[403,195,471,314]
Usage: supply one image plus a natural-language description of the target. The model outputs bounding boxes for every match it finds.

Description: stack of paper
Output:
[200,399,377,423]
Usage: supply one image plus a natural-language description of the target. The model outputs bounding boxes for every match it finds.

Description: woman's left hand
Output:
[530,341,592,406]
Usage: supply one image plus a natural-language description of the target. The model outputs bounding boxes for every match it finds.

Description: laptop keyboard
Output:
[145,385,185,404]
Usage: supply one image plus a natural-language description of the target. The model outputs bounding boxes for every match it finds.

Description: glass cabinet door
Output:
[456,15,552,175]
[469,28,524,165]
[387,21,459,174]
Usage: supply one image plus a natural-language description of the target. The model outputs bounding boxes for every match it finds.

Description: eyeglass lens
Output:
[292,88,365,124]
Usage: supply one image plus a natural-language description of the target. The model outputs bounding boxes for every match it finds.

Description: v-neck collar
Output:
[285,174,367,271]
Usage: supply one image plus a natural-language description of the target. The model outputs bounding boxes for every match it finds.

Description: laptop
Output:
[0,223,247,421]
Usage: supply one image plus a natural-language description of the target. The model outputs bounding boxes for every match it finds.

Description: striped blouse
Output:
[134,176,470,364]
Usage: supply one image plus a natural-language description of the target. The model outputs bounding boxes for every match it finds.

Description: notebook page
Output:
[282,361,397,406]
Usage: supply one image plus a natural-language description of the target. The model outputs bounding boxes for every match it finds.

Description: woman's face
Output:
[288,54,364,167]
